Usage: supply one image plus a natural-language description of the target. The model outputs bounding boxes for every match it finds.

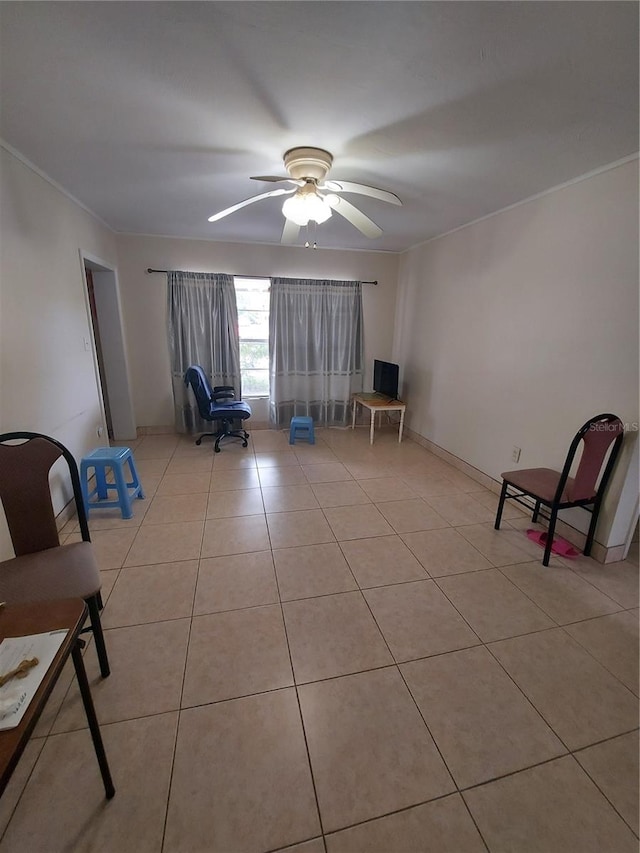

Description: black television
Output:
[373,359,399,400]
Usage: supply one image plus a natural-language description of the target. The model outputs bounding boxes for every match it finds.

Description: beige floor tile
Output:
[206,487,265,518]
[164,454,213,474]
[273,543,358,600]
[134,435,180,459]
[262,483,320,512]
[124,520,204,566]
[255,450,299,468]
[472,487,526,519]
[52,619,190,731]
[294,446,339,464]
[2,714,178,853]
[210,467,261,491]
[258,465,308,487]
[501,561,621,624]
[164,690,321,852]
[457,523,536,566]
[210,448,257,470]
[134,457,170,477]
[357,476,417,503]
[99,568,120,604]
[283,591,393,682]
[323,504,395,541]
[342,460,398,480]
[156,471,211,496]
[402,646,565,788]
[251,430,294,452]
[464,756,638,853]
[194,550,279,614]
[298,667,454,832]
[202,514,270,556]
[300,462,353,484]
[84,497,149,531]
[564,610,639,695]
[436,568,555,642]
[401,472,464,497]
[182,605,293,705]
[326,793,487,853]
[339,535,429,587]
[376,498,450,534]
[267,509,335,549]
[567,556,640,608]
[310,480,371,508]
[489,628,639,749]
[142,491,208,524]
[401,528,492,577]
[273,840,325,853]
[89,527,138,569]
[423,493,495,525]
[364,580,479,662]
[575,731,639,835]
[102,560,198,627]
[0,740,44,836]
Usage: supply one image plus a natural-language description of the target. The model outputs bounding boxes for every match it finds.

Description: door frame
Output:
[79,251,137,440]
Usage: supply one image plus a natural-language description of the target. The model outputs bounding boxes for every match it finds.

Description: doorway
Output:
[80,252,137,441]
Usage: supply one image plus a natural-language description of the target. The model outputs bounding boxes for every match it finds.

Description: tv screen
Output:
[373,359,399,400]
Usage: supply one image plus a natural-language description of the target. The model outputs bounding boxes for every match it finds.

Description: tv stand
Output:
[351,393,406,445]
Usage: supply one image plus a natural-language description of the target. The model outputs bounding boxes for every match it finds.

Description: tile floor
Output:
[0,426,638,853]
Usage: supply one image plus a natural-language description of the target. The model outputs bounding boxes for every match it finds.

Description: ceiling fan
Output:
[207,147,402,245]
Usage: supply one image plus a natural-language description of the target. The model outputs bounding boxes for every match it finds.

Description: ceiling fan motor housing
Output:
[284,147,333,182]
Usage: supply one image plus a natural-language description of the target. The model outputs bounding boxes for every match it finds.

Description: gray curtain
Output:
[269,277,364,427]
[167,271,241,433]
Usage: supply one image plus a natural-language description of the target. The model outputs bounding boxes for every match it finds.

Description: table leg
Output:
[370,410,375,445]
[398,408,405,443]
[72,643,115,799]
[351,397,357,430]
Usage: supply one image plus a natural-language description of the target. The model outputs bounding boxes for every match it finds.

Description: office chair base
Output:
[194,428,250,452]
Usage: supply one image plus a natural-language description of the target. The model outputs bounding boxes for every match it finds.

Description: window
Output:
[234,277,270,397]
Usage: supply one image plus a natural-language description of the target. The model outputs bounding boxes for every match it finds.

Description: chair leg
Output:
[494,480,509,530]
[532,500,541,523]
[87,594,110,678]
[584,501,600,557]
[543,506,559,567]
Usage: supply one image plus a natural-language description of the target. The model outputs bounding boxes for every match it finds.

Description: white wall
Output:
[394,159,639,548]
[0,147,117,558]
[115,235,399,427]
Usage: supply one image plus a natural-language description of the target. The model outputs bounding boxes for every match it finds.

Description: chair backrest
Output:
[184,365,215,419]
[0,432,89,556]
[564,414,624,502]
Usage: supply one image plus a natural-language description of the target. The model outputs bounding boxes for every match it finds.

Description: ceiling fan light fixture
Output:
[282,190,332,226]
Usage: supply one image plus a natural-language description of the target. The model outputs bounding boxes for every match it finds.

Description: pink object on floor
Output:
[526,529,580,558]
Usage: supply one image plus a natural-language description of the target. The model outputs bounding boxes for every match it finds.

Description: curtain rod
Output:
[146,268,377,285]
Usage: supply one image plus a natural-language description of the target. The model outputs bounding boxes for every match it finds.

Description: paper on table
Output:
[0,631,68,730]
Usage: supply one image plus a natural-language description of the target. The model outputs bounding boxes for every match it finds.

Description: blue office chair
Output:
[184,365,252,453]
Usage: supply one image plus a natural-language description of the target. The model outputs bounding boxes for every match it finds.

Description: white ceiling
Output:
[1,2,637,252]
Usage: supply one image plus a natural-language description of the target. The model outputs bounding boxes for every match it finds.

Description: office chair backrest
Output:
[0,432,89,556]
[184,365,215,419]
[566,414,624,502]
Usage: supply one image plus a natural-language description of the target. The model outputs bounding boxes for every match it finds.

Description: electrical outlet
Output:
[512,446,521,463]
[96,425,104,438]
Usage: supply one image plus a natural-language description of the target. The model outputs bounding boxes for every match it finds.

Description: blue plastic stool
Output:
[289,416,315,445]
[80,446,144,519]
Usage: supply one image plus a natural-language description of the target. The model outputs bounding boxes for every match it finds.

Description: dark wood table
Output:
[0,598,115,799]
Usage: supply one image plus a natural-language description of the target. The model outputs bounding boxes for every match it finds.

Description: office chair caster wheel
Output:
[242,440,248,448]
[195,438,202,446]
[214,446,221,453]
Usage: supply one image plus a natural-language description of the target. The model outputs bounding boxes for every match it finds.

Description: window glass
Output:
[235,277,270,398]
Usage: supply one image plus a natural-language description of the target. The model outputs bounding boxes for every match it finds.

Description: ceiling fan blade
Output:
[250,175,303,185]
[320,180,402,206]
[281,218,300,245]
[207,188,293,222]
[330,197,382,238]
